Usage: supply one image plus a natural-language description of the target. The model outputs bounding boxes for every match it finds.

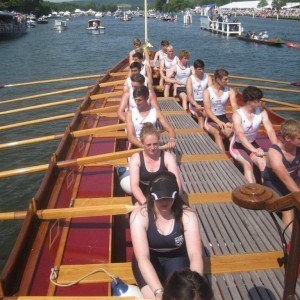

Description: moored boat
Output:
[237,34,285,46]
[37,16,48,24]
[286,40,300,49]
[0,11,27,39]
[53,20,67,31]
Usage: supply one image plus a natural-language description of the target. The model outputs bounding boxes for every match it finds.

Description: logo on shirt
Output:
[174,235,184,247]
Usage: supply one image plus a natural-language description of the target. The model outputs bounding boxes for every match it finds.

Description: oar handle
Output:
[0,211,27,220]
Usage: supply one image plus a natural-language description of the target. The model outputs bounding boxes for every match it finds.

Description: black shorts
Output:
[132,253,189,288]
[176,87,187,97]
[207,114,229,124]
[233,140,260,156]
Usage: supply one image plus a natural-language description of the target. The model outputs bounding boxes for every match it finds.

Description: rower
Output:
[159,45,178,97]
[129,38,150,64]
[263,119,300,228]
[153,40,169,69]
[125,85,175,149]
[186,59,213,129]
[129,123,180,205]
[117,73,159,122]
[123,62,150,93]
[230,86,277,183]
[203,68,238,151]
[132,51,153,85]
[165,50,192,111]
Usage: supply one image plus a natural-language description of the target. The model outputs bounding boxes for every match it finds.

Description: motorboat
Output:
[53,20,67,31]
[87,19,105,34]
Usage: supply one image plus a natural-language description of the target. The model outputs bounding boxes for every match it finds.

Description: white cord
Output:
[50,266,118,287]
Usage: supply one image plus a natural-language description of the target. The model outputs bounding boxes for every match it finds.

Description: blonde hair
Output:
[140,123,160,142]
[167,45,174,51]
[133,38,142,47]
[280,120,300,140]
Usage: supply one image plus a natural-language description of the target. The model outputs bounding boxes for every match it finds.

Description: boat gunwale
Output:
[0,57,129,296]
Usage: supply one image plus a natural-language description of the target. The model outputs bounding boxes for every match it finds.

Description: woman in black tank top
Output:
[130,171,204,299]
[129,124,181,205]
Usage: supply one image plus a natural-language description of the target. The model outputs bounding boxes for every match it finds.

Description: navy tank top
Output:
[139,151,167,195]
[147,210,188,257]
[263,144,300,195]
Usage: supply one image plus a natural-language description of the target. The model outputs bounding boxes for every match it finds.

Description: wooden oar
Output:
[0,113,75,131]
[261,97,300,108]
[269,107,300,112]
[0,146,168,179]
[0,203,136,221]
[229,74,291,85]
[0,97,84,115]
[0,79,124,106]
[228,82,300,93]
[0,74,104,89]
[0,71,127,89]
[0,86,91,106]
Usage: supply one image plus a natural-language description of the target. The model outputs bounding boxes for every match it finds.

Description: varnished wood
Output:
[16,297,137,299]
[56,251,282,284]
[0,113,74,131]
[0,86,91,106]
[90,91,123,100]
[72,123,126,138]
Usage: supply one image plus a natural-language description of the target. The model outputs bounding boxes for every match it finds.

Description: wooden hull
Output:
[0,56,299,299]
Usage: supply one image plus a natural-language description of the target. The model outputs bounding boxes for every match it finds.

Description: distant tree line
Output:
[0,0,291,17]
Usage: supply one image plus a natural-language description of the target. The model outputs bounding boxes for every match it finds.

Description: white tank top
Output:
[163,56,177,72]
[207,86,230,116]
[157,50,167,63]
[235,108,262,143]
[131,107,157,140]
[175,64,191,85]
[140,64,146,77]
[191,74,209,102]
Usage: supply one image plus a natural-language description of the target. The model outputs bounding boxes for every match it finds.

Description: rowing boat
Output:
[0,55,299,299]
[237,35,285,47]
[286,41,300,49]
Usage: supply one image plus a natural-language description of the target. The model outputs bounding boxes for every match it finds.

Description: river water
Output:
[0,14,299,268]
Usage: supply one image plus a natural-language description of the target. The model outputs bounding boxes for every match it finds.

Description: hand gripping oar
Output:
[0,203,137,221]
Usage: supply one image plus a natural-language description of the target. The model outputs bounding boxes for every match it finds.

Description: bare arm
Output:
[145,65,153,85]
[117,92,130,122]
[156,109,176,149]
[164,66,178,84]
[207,75,213,87]
[130,209,163,295]
[268,147,300,192]
[229,88,238,112]
[153,51,159,67]
[125,111,143,148]
[149,90,160,110]
[129,153,147,204]
[262,110,278,145]
[159,59,165,80]
[164,152,182,194]
[183,208,204,275]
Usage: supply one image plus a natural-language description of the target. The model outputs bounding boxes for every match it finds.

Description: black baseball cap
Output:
[149,171,179,200]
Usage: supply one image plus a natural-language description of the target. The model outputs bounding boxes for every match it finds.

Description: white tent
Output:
[219,1,273,9]
[282,2,300,8]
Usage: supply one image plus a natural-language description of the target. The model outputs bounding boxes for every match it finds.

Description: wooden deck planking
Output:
[165,114,199,129]
[194,203,287,256]
[219,204,260,253]
[158,99,183,111]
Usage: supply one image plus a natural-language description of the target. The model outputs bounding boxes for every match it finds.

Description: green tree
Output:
[272,0,287,11]
[258,0,268,7]
[155,0,164,11]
